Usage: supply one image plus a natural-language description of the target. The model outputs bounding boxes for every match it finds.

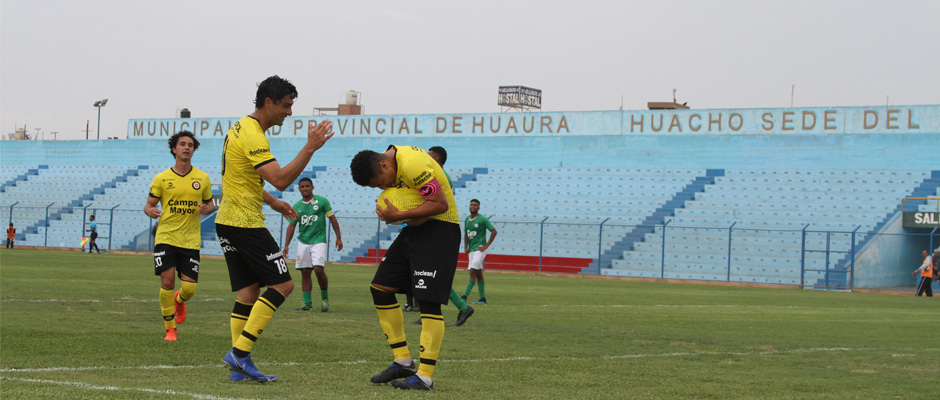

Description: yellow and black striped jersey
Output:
[215,115,276,228]
[149,167,212,250]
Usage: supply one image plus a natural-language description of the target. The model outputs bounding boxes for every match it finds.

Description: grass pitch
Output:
[0,248,937,399]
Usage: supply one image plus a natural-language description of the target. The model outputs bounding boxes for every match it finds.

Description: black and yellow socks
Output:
[416,301,444,379]
[371,285,410,361]
[230,300,253,346]
[159,287,175,330]
[233,289,286,357]
[177,280,196,303]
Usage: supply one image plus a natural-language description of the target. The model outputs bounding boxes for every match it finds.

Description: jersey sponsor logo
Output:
[414,269,437,278]
[167,182,175,189]
[218,237,237,253]
[300,214,319,225]
[192,181,201,190]
[167,199,200,215]
[413,171,431,186]
[153,251,166,256]
[416,279,427,289]
[249,148,270,156]
[266,252,282,261]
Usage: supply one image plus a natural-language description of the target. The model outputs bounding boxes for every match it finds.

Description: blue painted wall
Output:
[854,214,934,289]
[125,105,939,139]
[3,129,938,171]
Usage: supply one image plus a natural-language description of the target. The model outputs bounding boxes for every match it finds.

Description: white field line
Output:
[1,347,918,374]
[587,304,816,309]
[0,376,254,400]
[1,298,227,303]
[1,299,827,310]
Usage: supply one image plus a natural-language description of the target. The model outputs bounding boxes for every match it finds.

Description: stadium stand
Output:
[2,162,938,290]
[3,105,938,291]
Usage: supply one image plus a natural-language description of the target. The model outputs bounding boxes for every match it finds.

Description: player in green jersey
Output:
[426,146,474,325]
[283,177,343,312]
[462,198,497,304]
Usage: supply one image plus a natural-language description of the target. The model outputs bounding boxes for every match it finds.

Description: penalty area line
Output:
[0,376,254,400]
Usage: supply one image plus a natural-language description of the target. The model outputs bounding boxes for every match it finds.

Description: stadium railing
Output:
[8,206,939,291]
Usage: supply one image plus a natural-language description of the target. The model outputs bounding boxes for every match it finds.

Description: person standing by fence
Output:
[912,250,933,297]
[934,249,940,284]
[86,215,100,254]
[6,223,14,249]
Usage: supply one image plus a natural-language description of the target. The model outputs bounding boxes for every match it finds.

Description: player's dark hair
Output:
[255,75,298,109]
[299,177,313,185]
[428,146,447,166]
[470,199,480,205]
[89,215,96,220]
[168,131,199,157]
[350,150,383,186]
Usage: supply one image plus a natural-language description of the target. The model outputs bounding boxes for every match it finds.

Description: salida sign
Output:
[903,212,940,229]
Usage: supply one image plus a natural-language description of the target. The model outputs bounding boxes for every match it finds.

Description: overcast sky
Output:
[2,0,938,141]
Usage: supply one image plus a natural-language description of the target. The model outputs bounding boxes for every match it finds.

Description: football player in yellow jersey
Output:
[217,75,333,383]
[350,145,460,391]
[144,131,214,342]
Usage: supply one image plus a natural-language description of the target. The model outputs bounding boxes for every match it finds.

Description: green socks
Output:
[302,290,312,307]
[450,288,467,312]
[464,281,475,298]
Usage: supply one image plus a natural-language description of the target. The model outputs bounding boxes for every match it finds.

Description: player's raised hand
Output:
[307,120,334,151]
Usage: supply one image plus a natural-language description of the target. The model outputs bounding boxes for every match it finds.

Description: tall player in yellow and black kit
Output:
[351,145,460,391]
[144,131,214,342]
[217,75,334,382]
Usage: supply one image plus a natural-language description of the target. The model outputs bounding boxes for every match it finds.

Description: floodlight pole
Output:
[93,99,108,140]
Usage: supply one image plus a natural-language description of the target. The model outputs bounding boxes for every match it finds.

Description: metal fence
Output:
[7,204,938,291]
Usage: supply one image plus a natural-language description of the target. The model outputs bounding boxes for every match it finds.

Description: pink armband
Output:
[419,179,442,199]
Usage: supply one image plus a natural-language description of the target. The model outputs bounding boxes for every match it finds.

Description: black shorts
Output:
[153,244,200,281]
[216,224,291,292]
[90,232,98,240]
[372,219,460,304]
